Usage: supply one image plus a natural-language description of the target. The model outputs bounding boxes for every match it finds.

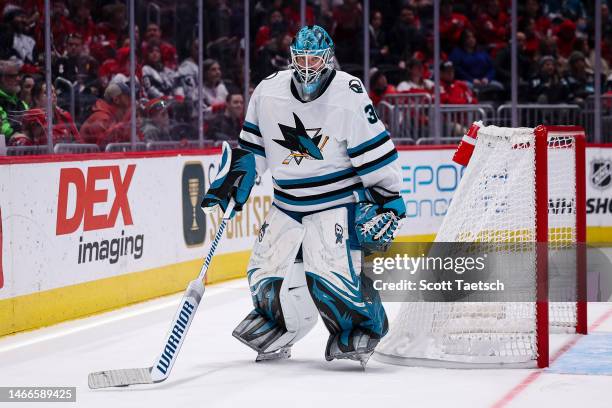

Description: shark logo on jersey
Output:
[274,113,329,165]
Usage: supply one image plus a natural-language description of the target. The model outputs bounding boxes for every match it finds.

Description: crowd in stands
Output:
[0,0,608,150]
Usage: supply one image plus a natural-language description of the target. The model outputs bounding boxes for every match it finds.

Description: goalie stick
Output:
[88,200,235,389]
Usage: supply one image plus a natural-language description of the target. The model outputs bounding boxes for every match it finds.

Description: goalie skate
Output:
[255,347,291,362]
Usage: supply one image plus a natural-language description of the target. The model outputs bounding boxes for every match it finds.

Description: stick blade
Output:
[88,367,153,389]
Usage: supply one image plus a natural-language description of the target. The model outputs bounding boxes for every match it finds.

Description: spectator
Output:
[528,55,570,103]
[565,51,595,105]
[476,0,510,51]
[494,32,533,91]
[524,0,551,37]
[255,32,292,83]
[141,42,178,99]
[574,38,609,77]
[98,46,139,92]
[18,73,35,106]
[332,0,363,64]
[11,78,81,146]
[439,0,472,52]
[141,23,178,70]
[397,58,434,93]
[53,33,98,86]
[175,39,199,116]
[90,3,128,63]
[369,10,391,66]
[202,59,229,117]
[0,6,37,65]
[439,61,478,104]
[204,0,234,43]
[255,10,288,50]
[519,17,544,60]
[369,69,397,106]
[50,1,74,56]
[206,91,244,141]
[282,0,315,34]
[449,29,502,91]
[141,97,172,142]
[70,1,97,48]
[0,60,28,144]
[80,79,133,150]
[555,19,577,60]
[390,6,425,63]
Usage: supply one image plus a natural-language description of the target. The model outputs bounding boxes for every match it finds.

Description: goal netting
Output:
[374,125,586,368]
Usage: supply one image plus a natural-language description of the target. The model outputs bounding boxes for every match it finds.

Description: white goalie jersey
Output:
[239,69,401,213]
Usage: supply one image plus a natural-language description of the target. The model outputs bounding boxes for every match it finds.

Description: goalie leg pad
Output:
[233,206,317,354]
[301,206,389,359]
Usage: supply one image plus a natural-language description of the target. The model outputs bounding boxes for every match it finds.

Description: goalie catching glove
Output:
[355,187,406,252]
[201,141,256,218]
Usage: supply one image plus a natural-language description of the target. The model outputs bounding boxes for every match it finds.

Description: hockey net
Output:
[375,125,586,368]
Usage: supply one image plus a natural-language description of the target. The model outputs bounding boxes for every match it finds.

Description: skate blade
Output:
[255,347,291,362]
[328,350,374,370]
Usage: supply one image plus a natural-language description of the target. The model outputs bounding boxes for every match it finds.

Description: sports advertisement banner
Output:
[0,152,271,301]
[395,147,462,237]
[0,145,610,332]
[586,146,612,228]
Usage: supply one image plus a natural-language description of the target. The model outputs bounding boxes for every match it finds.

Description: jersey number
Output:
[364,104,379,124]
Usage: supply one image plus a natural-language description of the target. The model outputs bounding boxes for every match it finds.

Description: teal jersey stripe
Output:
[273,168,356,189]
[355,151,398,176]
[347,130,389,157]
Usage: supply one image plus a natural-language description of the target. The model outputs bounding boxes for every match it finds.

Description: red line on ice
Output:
[491,307,612,408]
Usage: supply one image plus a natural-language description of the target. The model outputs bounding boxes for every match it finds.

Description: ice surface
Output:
[1,272,612,408]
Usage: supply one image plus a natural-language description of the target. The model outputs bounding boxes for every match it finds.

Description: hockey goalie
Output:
[201,25,406,366]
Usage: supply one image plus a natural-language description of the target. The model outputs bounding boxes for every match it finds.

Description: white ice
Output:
[1,280,612,408]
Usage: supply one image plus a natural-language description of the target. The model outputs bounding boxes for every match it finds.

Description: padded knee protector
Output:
[233,261,318,353]
[302,206,388,344]
[233,206,318,353]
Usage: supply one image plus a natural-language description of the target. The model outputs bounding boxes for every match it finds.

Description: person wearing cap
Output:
[439,60,477,104]
[0,59,29,145]
[10,78,81,146]
[0,6,37,64]
[141,97,172,142]
[565,51,596,105]
[528,55,570,103]
[80,80,133,150]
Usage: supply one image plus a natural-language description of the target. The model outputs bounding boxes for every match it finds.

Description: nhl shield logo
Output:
[591,159,612,190]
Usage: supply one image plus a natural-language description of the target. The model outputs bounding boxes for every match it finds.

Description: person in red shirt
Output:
[439,61,478,104]
[476,0,509,53]
[80,79,134,150]
[9,78,81,146]
[89,3,128,63]
[555,19,577,60]
[524,0,551,37]
[369,69,397,106]
[141,23,178,70]
[439,0,472,52]
[255,10,288,50]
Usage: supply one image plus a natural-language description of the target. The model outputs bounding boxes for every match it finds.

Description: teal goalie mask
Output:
[290,25,335,101]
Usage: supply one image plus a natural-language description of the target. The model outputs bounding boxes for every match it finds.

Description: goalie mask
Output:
[290,25,335,102]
